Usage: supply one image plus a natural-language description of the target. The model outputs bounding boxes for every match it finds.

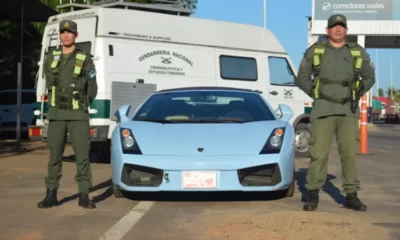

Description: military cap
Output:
[327,14,347,28]
[59,19,77,33]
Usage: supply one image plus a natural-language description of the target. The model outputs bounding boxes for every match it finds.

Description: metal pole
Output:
[263,0,267,28]
[390,56,393,99]
[16,0,23,150]
[376,49,379,96]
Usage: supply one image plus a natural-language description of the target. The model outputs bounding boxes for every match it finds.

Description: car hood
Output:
[119,121,289,156]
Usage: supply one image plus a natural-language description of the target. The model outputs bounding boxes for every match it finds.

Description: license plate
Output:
[182,171,217,189]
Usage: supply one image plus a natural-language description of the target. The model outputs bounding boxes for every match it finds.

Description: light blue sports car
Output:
[110,86,296,198]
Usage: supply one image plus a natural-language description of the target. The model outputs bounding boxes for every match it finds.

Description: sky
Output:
[191,0,400,97]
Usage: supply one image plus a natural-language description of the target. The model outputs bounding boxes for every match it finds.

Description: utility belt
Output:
[312,77,363,106]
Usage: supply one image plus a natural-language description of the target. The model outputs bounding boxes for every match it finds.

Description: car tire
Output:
[284,171,295,198]
[113,184,124,198]
[294,123,311,158]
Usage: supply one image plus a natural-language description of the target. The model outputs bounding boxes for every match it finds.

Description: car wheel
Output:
[113,184,124,198]
[284,172,295,198]
[294,123,311,158]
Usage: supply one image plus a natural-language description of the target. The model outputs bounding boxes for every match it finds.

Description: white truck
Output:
[29,0,314,159]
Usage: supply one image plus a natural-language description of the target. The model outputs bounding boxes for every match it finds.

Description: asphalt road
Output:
[0,124,399,240]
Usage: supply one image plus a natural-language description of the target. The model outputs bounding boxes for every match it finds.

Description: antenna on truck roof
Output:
[56,0,194,16]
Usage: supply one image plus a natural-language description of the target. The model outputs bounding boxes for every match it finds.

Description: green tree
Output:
[386,87,397,99]
[0,20,42,90]
[378,87,384,97]
[41,0,197,10]
[0,0,198,90]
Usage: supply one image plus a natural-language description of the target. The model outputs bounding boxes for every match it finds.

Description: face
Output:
[325,24,347,43]
[59,30,77,47]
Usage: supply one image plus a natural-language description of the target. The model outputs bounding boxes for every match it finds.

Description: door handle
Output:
[269,91,278,95]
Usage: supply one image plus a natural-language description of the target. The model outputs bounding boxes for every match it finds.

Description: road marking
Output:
[98,201,155,240]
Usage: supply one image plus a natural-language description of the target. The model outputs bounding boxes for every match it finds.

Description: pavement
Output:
[0,124,399,240]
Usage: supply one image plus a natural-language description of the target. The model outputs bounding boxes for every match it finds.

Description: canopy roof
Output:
[0,0,58,22]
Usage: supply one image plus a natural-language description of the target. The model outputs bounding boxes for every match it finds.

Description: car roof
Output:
[155,86,262,94]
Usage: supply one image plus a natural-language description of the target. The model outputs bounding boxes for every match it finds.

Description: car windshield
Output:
[133,90,276,123]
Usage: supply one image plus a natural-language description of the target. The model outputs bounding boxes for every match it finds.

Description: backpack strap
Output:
[72,50,88,110]
[73,51,87,78]
[311,43,327,99]
[49,50,62,107]
[341,45,364,107]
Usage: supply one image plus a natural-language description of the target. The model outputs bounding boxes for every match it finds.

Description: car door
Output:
[0,91,17,124]
[265,55,306,123]
[21,91,37,126]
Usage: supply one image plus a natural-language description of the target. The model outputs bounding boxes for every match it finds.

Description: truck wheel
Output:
[113,184,124,198]
[90,140,111,163]
[294,123,311,158]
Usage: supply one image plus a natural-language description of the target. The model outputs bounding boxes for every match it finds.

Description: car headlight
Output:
[259,127,285,154]
[120,128,142,154]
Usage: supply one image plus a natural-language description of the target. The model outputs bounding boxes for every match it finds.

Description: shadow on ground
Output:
[0,140,48,159]
[57,178,114,205]
[122,190,289,202]
[295,167,346,205]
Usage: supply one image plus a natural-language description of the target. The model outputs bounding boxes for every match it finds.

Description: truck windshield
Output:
[133,90,276,123]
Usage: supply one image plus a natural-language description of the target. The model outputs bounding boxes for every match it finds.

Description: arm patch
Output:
[89,69,96,79]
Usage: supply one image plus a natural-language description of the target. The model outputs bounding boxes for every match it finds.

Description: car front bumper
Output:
[111,148,295,192]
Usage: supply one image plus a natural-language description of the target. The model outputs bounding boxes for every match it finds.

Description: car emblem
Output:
[197,148,204,152]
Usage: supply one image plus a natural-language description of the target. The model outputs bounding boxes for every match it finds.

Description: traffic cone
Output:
[359,94,368,154]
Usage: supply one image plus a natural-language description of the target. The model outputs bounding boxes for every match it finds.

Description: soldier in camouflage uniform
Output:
[295,14,375,211]
[37,20,98,209]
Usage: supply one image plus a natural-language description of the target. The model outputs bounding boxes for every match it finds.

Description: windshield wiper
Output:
[134,118,172,123]
[212,118,245,123]
[134,118,245,123]
[173,118,244,123]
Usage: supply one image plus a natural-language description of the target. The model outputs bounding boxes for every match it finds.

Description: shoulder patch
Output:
[89,69,96,79]
[300,58,307,67]
[370,62,375,69]
[303,48,309,56]
[303,45,315,57]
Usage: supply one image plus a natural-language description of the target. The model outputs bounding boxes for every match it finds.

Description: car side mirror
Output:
[115,104,131,123]
[278,104,294,122]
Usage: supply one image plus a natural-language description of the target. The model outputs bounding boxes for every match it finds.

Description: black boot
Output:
[37,189,59,208]
[303,189,319,211]
[78,193,96,209]
[345,192,367,211]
